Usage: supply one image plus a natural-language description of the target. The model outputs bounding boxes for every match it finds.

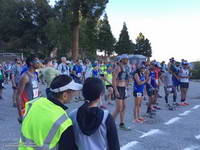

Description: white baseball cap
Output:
[50,80,82,93]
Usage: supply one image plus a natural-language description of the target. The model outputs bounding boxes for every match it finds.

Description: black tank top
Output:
[117,65,129,81]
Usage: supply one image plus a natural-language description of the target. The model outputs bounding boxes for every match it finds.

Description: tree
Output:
[79,18,98,59]
[135,32,152,57]
[97,14,116,56]
[0,0,54,57]
[68,0,108,61]
[115,22,133,55]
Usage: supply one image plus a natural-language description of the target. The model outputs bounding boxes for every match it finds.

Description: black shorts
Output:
[146,84,156,97]
[133,91,144,97]
[0,80,4,89]
[106,85,113,89]
[180,82,189,89]
[115,86,126,100]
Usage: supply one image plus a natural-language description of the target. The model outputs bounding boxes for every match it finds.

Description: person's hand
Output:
[115,90,120,98]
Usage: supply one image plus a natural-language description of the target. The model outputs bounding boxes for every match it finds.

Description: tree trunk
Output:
[71,23,80,61]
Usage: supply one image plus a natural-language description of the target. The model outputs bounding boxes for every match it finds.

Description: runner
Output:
[18,75,81,150]
[4,61,12,84]
[179,61,190,106]
[72,60,83,83]
[42,58,60,96]
[146,64,157,118]
[16,55,41,123]
[160,68,178,110]
[0,64,5,100]
[112,54,130,131]
[92,63,100,78]
[58,57,70,75]
[133,65,149,123]
[103,64,114,105]
[69,77,120,150]
[11,58,23,107]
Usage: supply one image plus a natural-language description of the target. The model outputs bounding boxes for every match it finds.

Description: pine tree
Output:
[115,22,133,55]
[135,32,152,57]
[97,14,116,56]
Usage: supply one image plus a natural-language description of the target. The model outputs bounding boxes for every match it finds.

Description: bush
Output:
[191,61,200,79]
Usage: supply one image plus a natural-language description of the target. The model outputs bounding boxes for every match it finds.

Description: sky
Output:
[50,0,200,62]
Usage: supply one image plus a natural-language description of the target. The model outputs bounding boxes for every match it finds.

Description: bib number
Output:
[137,93,142,97]
[33,88,39,98]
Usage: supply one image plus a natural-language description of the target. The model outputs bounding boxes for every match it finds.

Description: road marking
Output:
[164,117,181,125]
[139,129,162,138]
[195,134,200,140]
[183,145,200,150]
[120,141,139,150]
[135,129,145,134]
[179,110,191,116]
[192,105,200,110]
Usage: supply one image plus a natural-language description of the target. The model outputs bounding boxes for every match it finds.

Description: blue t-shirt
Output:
[150,71,157,88]
[73,65,82,75]
[92,69,99,78]
[134,73,145,93]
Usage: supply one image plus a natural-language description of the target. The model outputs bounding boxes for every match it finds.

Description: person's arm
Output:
[11,73,16,88]
[105,114,120,150]
[134,73,147,85]
[58,125,78,150]
[16,74,29,119]
[112,66,120,97]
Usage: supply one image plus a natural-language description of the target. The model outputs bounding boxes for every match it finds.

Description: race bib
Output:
[32,80,39,98]
[167,87,172,92]
[137,93,142,97]
[33,88,39,98]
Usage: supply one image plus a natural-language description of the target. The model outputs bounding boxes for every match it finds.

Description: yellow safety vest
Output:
[104,71,112,86]
[18,97,72,150]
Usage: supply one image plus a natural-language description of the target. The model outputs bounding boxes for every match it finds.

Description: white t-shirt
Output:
[179,68,189,83]
[58,63,70,75]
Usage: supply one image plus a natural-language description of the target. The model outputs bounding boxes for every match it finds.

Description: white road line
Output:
[135,129,145,134]
[179,110,192,116]
[195,134,200,140]
[164,117,181,125]
[183,145,200,150]
[192,105,200,110]
[139,129,162,138]
[120,141,139,150]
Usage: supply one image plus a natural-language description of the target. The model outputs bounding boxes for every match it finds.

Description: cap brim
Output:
[68,81,83,91]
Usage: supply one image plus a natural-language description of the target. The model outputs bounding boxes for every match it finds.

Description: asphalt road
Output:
[0,81,200,150]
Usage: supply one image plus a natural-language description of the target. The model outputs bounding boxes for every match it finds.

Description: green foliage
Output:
[135,32,152,57]
[0,0,153,59]
[191,61,200,79]
[115,22,134,55]
[97,14,116,56]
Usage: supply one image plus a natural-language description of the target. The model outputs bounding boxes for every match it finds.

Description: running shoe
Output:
[184,102,189,105]
[119,124,131,131]
[138,117,145,122]
[168,105,174,111]
[133,119,143,123]
[173,102,179,106]
[153,105,161,110]
[179,102,187,106]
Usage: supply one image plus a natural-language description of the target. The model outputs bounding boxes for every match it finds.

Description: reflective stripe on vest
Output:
[19,97,72,150]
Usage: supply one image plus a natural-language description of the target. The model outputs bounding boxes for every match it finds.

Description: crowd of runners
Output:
[0,54,192,149]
